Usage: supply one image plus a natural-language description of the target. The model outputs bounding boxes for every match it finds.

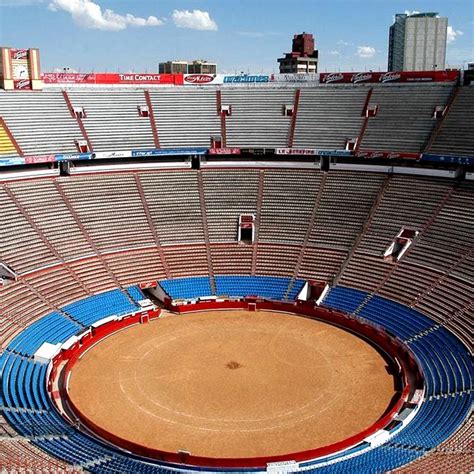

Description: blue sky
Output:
[0,0,472,73]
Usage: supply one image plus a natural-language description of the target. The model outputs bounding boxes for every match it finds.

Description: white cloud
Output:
[357,46,376,58]
[48,0,163,31]
[329,50,341,56]
[404,10,420,16]
[447,25,463,43]
[172,9,217,31]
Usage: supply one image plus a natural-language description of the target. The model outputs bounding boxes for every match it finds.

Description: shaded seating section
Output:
[202,169,259,242]
[360,85,452,153]
[58,174,156,253]
[68,91,156,151]
[223,89,295,148]
[258,169,322,244]
[0,90,82,155]
[429,87,474,156]
[307,171,385,250]
[210,244,254,275]
[62,289,140,326]
[214,275,304,300]
[3,179,95,262]
[6,312,82,356]
[0,186,61,274]
[1,84,473,156]
[139,171,205,245]
[293,86,367,149]
[149,89,220,148]
[160,276,213,300]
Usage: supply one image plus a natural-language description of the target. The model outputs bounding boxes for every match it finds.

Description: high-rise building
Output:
[187,60,217,75]
[158,60,217,74]
[388,12,447,71]
[278,33,318,74]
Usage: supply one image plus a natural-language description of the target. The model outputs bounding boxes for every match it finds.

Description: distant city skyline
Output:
[0,0,472,73]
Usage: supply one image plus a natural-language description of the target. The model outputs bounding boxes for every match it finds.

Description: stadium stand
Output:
[0,90,82,155]
[149,89,220,148]
[67,91,156,151]
[202,168,260,242]
[2,83,473,155]
[359,85,453,153]
[428,86,474,156]
[292,86,367,149]
[223,89,295,148]
[0,116,472,472]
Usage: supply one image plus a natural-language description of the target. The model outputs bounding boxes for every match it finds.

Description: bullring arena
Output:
[67,310,395,459]
[0,71,473,474]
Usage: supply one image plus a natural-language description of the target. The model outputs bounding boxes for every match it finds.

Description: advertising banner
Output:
[131,148,208,157]
[271,73,319,83]
[320,70,459,84]
[356,150,421,160]
[54,152,93,161]
[184,74,221,85]
[24,154,56,164]
[275,148,351,157]
[13,80,32,90]
[42,73,96,84]
[42,72,180,85]
[95,73,177,85]
[421,153,474,166]
[0,157,26,167]
[208,148,241,155]
[93,151,131,159]
[276,148,318,155]
[184,74,273,85]
[10,49,29,61]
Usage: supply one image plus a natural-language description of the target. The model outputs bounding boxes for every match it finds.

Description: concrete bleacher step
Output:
[79,455,113,469]
[353,294,374,314]
[404,325,441,343]
[31,434,67,442]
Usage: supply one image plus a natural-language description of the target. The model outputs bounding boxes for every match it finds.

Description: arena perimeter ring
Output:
[59,306,416,469]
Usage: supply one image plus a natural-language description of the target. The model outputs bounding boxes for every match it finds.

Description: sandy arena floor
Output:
[68,310,395,458]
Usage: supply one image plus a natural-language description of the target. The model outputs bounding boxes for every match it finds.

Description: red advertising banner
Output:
[24,154,57,164]
[42,73,96,84]
[10,49,29,61]
[95,73,178,85]
[320,70,459,84]
[208,148,241,155]
[356,150,421,160]
[13,79,32,90]
[42,72,182,85]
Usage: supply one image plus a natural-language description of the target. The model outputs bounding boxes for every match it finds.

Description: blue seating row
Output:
[63,289,141,326]
[215,275,304,300]
[7,312,82,356]
[323,286,473,397]
[0,283,471,473]
[126,286,146,304]
[160,276,213,300]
